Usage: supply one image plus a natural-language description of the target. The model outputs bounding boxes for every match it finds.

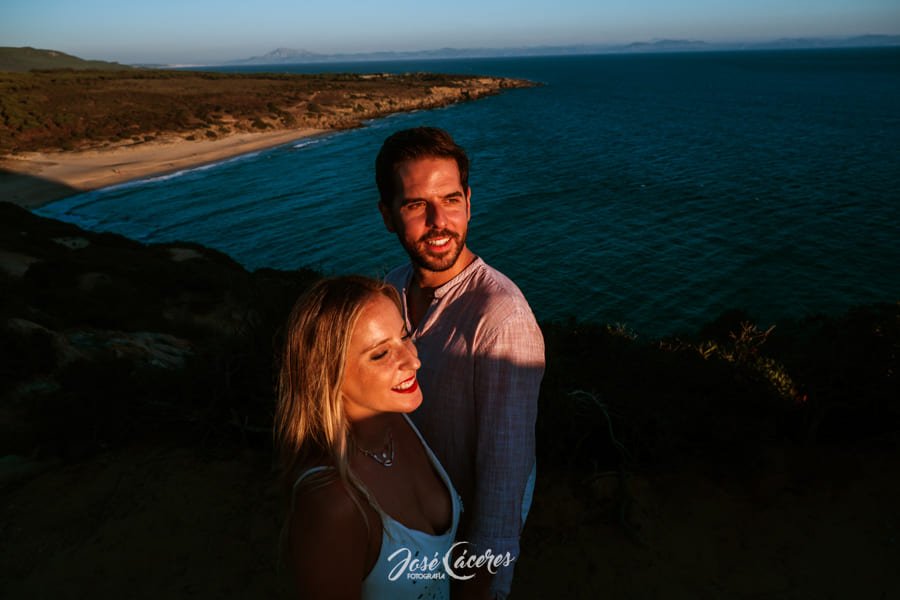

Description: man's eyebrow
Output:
[400,191,463,205]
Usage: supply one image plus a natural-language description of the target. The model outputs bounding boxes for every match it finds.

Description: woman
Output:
[275,275,460,599]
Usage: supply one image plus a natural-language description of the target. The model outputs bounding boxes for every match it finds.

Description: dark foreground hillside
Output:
[1,202,898,598]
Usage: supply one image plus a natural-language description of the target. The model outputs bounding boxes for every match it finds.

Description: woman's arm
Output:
[289,482,378,599]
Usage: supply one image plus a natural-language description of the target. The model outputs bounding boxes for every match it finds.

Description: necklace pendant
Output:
[359,432,395,467]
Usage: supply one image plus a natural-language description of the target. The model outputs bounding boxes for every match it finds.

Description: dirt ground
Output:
[2,439,898,599]
[517,441,900,599]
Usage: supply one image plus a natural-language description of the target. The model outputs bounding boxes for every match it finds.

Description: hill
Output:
[222,35,900,65]
[0,46,133,73]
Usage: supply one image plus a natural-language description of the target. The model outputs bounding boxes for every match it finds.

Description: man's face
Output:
[380,157,471,274]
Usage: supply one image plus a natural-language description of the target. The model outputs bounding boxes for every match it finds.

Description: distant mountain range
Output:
[3,34,898,73]
[222,35,900,66]
[0,47,133,72]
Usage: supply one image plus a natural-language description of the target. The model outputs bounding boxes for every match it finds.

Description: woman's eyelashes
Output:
[371,330,412,361]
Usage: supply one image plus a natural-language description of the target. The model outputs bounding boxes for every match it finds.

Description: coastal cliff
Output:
[0,201,316,458]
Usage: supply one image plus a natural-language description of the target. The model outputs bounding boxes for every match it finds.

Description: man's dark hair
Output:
[375,127,469,205]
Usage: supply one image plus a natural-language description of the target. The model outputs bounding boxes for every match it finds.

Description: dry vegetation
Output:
[0,69,535,154]
[0,46,134,73]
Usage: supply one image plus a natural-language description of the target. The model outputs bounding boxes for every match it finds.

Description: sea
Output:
[35,48,900,338]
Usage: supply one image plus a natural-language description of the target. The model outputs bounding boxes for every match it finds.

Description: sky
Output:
[2,0,899,64]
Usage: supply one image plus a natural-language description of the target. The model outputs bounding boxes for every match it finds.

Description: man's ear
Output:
[378,201,396,233]
[465,186,472,222]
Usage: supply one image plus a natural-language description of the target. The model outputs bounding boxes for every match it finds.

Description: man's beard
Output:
[403,228,466,273]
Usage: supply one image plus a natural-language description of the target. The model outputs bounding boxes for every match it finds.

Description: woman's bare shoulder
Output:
[292,475,366,531]
[289,476,375,596]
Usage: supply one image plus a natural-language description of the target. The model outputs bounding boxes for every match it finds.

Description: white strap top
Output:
[293,414,461,599]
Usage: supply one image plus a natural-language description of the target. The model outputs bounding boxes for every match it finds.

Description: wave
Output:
[293,139,322,150]
[67,152,268,198]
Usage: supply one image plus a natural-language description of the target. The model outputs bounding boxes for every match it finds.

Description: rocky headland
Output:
[0,69,536,206]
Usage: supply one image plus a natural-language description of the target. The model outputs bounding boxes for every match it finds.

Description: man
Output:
[375,127,545,599]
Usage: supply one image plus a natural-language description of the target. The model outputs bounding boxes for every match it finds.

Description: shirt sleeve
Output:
[468,307,545,562]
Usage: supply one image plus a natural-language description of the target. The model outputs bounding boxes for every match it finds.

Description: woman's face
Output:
[341,293,422,421]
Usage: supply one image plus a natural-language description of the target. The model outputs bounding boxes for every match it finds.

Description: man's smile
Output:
[420,229,458,251]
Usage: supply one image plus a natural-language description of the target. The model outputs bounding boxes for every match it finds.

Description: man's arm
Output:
[463,308,544,598]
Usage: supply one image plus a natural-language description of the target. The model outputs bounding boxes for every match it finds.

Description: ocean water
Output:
[37,48,900,337]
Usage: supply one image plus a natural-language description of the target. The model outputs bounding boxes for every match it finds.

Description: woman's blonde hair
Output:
[274,275,401,524]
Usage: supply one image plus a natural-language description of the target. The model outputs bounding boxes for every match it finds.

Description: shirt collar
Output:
[430,255,483,300]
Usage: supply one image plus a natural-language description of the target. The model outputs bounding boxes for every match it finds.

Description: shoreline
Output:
[0,127,327,209]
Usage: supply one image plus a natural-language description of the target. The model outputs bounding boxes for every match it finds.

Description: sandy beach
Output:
[0,127,325,209]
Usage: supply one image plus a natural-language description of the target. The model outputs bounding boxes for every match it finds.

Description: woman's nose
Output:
[402,340,421,370]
